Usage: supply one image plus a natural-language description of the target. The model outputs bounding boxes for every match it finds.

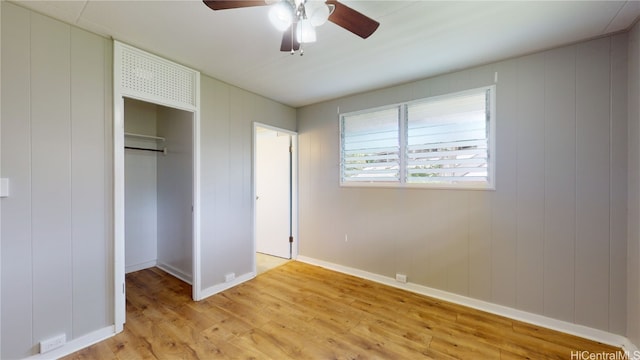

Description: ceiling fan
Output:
[202,0,380,54]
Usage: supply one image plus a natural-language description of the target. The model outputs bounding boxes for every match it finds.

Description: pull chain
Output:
[290,23,294,55]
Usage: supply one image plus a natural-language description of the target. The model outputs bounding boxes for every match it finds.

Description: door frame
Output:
[252,123,298,270]
[113,42,201,333]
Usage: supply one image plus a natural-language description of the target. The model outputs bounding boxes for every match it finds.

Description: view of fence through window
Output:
[341,107,400,182]
[406,90,490,183]
[340,86,494,189]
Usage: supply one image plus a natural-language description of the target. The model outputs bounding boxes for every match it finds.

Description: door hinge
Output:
[289,145,292,153]
[289,236,294,243]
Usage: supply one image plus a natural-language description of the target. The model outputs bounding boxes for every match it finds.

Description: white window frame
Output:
[339,85,496,190]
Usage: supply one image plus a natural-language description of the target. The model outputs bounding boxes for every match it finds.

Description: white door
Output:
[256,128,291,259]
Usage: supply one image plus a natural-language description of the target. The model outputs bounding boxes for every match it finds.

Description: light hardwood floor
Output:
[63,261,622,359]
[256,252,289,275]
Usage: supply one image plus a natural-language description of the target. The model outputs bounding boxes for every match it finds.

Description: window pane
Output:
[341,107,400,182]
[406,89,490,185]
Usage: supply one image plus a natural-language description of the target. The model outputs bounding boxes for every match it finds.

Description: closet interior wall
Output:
[124,98,193,283]
[124,99,158,273]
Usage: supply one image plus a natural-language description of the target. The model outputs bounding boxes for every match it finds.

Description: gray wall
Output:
[298,35,628,335]
[199,77,296,289]
[0,3,296,357]
[628,20,640,347]
[0,2,113,358]
[157,106,193,282]
[124,99,158,272]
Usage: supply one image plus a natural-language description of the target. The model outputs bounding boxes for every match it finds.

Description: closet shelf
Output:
[125,132,165,142]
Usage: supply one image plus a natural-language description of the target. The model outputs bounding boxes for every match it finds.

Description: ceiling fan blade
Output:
[280,25,300,52]
[326,0,379,39]
[203,0,267,11]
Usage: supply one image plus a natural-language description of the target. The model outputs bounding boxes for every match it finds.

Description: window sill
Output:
[339,181,496,191]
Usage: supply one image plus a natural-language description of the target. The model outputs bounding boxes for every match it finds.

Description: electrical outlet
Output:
[0,178,8,198]
[40,334,66,353]
[225,273,235,282]
[395,273,407,284]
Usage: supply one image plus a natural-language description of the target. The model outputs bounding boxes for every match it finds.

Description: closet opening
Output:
[113,41,201,332]
[123,97,194,292]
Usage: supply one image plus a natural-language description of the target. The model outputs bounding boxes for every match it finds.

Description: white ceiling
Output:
[12,0,640,107]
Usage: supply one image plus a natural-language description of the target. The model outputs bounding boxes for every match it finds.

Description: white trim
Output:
[125,260,157,274]
[198,271,256,300]
[296,256,630,349]
[120,93,196,113]
[25,326,114,360]
[157,262,193,285]
[252,122,299,274]
[254,122,298,135]
[192,74,202,300]
[339,181,496,191]
[622,338,640,359]
[113,69,126,333]
[291,134,299,259]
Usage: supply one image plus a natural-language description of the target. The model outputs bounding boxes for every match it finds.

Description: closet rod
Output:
[125,146,167,154]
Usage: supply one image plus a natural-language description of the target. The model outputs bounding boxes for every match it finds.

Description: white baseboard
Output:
[26,326,114,360]
[622,338,640,359]
[297,255,632,349]
[125,260,157,274]
[157,262,193,285]
[197,271,256,300]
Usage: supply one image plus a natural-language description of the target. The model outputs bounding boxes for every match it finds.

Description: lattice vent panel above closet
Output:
[117,41,198,111]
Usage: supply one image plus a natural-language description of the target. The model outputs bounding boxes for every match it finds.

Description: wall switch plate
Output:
[224,273,235,282]
[0,178,8,198]
[395,273,408,284]
[40,334,66,353]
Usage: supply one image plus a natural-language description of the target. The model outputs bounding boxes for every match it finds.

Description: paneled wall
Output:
[1,3,112,358]
[199,77,296,290]
[298,35,628,334]
[628,20,640,347]
[0,4,296,356]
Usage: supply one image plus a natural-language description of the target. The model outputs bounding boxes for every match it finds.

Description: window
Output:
[341,107,400,182]
[340,86,495,189]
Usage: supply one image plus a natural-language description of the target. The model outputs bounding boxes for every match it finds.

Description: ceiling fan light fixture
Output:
[306,1,330,26]
[202,0,380,53]
[296,19,316,43]
[269,2,293,31]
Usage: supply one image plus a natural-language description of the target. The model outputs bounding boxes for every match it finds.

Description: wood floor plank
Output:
[201,313,255,342]
[512,321,620,353]
[350,319,434,357]
[62,261,623,359]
